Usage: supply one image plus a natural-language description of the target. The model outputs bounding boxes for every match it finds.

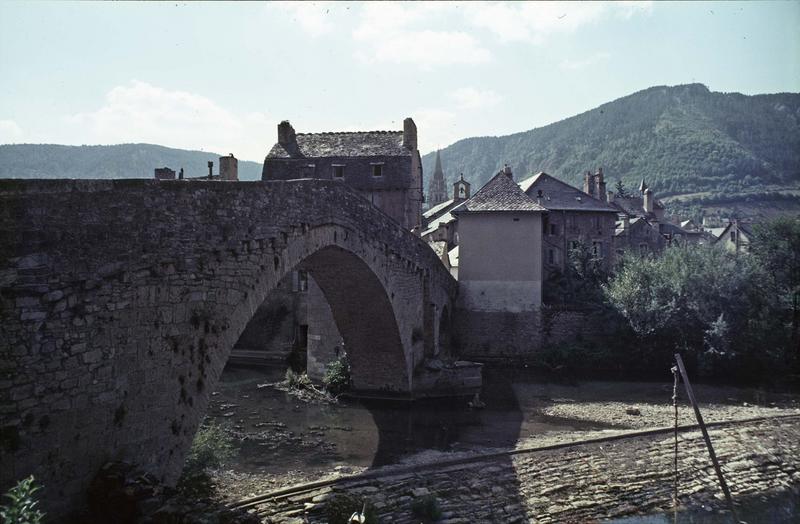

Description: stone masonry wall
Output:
[0,178,456,517]
[452,307,606,360]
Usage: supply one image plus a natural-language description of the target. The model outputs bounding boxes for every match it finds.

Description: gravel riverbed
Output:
[204,370,800,505]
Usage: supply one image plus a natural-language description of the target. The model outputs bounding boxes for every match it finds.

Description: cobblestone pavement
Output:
[250,416,800,523]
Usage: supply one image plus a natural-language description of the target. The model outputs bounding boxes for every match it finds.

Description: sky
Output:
[0,1,798,160]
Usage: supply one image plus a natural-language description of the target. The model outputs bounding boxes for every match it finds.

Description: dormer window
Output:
[371,163,384,177]
[332,164,344,179]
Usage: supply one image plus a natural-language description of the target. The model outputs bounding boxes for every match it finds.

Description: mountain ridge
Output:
[422,83,800,202]
[0,143,264,180]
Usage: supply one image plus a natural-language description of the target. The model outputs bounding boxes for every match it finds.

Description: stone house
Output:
[263,119,423,231]
[518,172,618,291]
[453,166,546,314]
[714,220,753,253]
[613,216,667,256]
[608,177,674,255]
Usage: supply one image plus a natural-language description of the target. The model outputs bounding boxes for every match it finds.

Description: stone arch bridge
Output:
[0,178,460,514]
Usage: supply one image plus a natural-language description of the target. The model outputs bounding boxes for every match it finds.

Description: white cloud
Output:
[464,1,652,44]
[271,1,336,37]
[559,51,611,71]
[353,3,491,68]
[450,87,502,109]
[0,119,23,143]
[67,81,271,160]
[411,108,459,151]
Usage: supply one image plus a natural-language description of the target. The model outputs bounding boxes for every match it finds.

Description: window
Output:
[548,249,558,265]
[730,231,736,242]
[550,224,558,236]
[371,163,384,177]
[592,241,604,258]
[297,270,308,292]
[639,243,648,255]
[332,165,344,179]
[569,240,580,251]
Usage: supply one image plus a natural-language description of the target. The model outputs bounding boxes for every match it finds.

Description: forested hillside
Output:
[422,84,800,200]
[0,144,263,180]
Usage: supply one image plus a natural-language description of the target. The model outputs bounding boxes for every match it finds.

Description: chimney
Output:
[207,161,213,179]
[584,171,594,196]
[220,154,238,181]
[503,164,513,179]
[623,214,630,236]
[403,117,417,150]
[596,167,607,202]
[607,190,615,203]
[643,188,654,214]
[278,120,296,146]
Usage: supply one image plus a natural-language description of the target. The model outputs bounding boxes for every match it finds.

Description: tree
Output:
[603,244,776,376]
[750,216,800,353]
[615,179,629,198]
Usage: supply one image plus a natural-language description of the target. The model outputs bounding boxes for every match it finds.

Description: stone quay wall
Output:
[255,416,800,523]
[452,306,608,359]
[0,178,456,517]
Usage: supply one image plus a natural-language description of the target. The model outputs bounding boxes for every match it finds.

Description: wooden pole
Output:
[674,353,738,520]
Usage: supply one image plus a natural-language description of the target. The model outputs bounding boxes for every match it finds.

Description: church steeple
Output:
[427,150,448,208]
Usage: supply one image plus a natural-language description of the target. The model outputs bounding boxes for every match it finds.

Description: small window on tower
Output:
[332,165,344,179]
[459,185,465,197]
[297,270,308,292]
[372,164,384,177]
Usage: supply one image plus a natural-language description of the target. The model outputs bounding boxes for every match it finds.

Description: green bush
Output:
[180,420,236,490]
[323,357,351,395]
[1,475,45,524]
[411,493,442,522]
[324,494,377,524]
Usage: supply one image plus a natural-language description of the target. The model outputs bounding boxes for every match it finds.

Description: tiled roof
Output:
[424,198,456,220]
[421,208,459,237]
[455,171,546,213]
[266,131,411,159]
[518,172,618,213]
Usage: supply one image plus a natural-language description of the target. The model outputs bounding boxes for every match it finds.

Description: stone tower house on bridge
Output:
[253,119,426,381]
[263,118,424,231]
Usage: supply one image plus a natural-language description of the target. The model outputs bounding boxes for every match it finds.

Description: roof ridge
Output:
[296,130,402,136]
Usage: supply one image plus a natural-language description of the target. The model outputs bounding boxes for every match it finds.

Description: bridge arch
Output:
[220,225,410,394]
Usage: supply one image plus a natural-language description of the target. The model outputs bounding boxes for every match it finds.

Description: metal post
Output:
[674,353,737,519]
[671,365,679,514]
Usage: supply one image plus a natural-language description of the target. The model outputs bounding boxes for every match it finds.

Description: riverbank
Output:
[236,416,800,523]
[203,365,800,508]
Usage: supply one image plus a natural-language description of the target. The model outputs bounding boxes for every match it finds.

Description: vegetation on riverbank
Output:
[539,216,800,383]
[1,476,45,524]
